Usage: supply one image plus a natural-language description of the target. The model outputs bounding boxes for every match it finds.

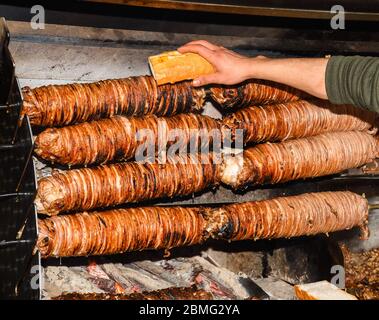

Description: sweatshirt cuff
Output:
[325,56,344,105]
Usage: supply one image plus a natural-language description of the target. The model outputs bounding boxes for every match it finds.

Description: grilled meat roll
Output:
[38,191,368,258]
[206,191,369,241]
[22,76,206,127]
[38,206,206,257]
[221,131,379,189]
[210,80,306,109]
[36,154,220,215]
[223,100,378,144]
[35,114,221,166]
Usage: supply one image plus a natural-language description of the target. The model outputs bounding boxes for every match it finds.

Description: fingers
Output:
[179,42,244,61]
[177,40,249,87]
[193,73,223,87]
[177,44,218,65]
[179,40,220,51]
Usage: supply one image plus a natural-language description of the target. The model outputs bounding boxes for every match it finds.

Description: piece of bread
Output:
[294,281,357,300]
[149,51,215,85]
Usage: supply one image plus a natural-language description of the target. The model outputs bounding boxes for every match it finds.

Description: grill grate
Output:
[0,17,40,300]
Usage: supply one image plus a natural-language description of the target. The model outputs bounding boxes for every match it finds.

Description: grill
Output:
[0,17,40,300]
[1,2,379,300]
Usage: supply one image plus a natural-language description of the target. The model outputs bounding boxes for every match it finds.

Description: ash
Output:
[41,248,295,300]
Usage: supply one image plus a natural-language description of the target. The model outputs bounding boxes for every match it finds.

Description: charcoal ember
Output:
[52,285,213,300]
[343,247,379,300]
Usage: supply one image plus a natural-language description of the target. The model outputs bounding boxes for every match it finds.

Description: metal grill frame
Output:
[0,17,40,300]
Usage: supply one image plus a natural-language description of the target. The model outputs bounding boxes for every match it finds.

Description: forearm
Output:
[178,41,379,112]
[178,41,328,96]
[246,57,329,100]
[242,56,379,112]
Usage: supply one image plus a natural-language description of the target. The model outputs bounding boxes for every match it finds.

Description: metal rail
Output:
[85,0,379,21]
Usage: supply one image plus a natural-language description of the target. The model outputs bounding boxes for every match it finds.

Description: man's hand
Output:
[178,40,262,87]
[178,42,378,118]
[178,40,329,100]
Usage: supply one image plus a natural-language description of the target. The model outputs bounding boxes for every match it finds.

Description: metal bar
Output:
[0,239,33,248]
[16,198,37,240]
[0,102,19,109]
[85,0,379,21]
[0,144,18,150]
[0,192,34,199]
[12,114,23,145]
[15,142,34,193]
[14,243,38,297]
[0,143,24,150]
[334,176,379,180]
[26,116,38,191]
[12,78,25,144]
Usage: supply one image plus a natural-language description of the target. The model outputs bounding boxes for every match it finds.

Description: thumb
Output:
[192,73,222,87]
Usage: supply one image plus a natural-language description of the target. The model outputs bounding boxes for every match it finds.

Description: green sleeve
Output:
[325,56,379,113]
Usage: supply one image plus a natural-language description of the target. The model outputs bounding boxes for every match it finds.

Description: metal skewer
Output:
[0,239,33,248]
[0,192,34,199]
[0,102,20,110]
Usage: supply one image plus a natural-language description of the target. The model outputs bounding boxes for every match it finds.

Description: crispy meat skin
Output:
[35,154,220,215]
[38,206,206,257]
[38,191,368,258]
[210,79,306,109]
[207,191,368,241]
[35,113,221,166]
[223,99,378,144]
[52,286,213,300]
[221,131,379,188]
[22,76,205,127]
